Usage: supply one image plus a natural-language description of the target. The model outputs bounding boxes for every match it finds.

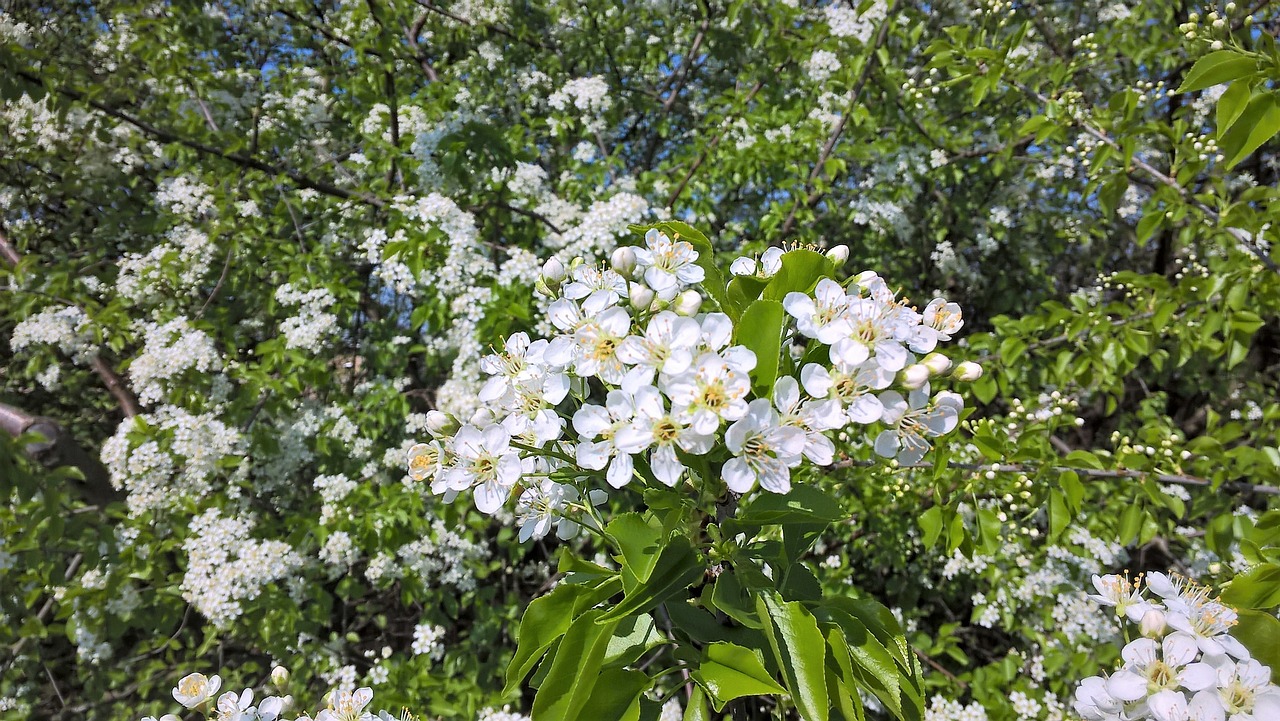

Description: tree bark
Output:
[0,402,121,507]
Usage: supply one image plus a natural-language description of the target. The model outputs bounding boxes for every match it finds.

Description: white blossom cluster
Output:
[141,672,392,721]
[394,519,488,592]
[822,1,886,43]
[101,405,243,516]
[1074,572,1280,721]
[275,283,339,352]
[116,224,218,301]
[406,230,972,541]
[10,305,96,361]
[548,75,612,129]
[155,175,216,218]
[127,316,222,405]
[180,509,304,628]
[411,622,446,659]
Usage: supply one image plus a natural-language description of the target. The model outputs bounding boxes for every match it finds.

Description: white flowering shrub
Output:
[1,0,1279,719]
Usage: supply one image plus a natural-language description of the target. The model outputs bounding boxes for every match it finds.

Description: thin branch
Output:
[832,458,1280,495]
[0,228,142,416]
[16,69,384,209]
[1018,83,1279,274]
[776,0,899,240]
[665,76,772,209]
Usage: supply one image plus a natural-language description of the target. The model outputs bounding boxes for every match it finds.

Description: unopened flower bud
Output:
[629,282,655,310]
[901,364,930,390]
[542,257,566,285]
[426,410,458,437]
[673,289,703,316]
[610,246,638,278]
[534,277,555,298]
[954,361,984,382]
[825,244,850,265]
[1141,609,1167,638]
[271,666,289,687]
[922,352,952,375]
[469,407,495,427]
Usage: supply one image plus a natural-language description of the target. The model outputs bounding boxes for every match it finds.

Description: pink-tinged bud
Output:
[901,364,930,389]
[673,289,703,316]
[954,361,983,382]
[542,257,566,284]
[628,282,655,310]
[825,244,850,265]
[922,352,952,375]
[426,411,458,437]
[610,246,638,278]
[1141,609,1167,638]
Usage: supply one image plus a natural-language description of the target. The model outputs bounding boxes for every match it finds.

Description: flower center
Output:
[653,419,680,444]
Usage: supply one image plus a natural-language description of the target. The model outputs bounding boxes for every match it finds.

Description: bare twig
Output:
[831,457,1280,495]
[775,0,899,240]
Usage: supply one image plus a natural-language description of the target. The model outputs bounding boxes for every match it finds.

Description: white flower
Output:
[515,479,603,542]
[633,228,705,300]
[407,442,444,483]
[1074,675,1125,721]
[214,689,255,721]
[562,264,629,313]
[479,332,568,407]
[258,696,287,721]
[173,673,222,709]
[784,278,854,344]
[1212,659,1280,721]
[874,389,963,464]
[1089,573,1160,622]
[614,385,713,486]
[723,398,807,493]
[1108,636,1217,702]
[832,295,911,371]
[800,361,891,425]
[662,353,753,435]
[697,313,757,372]
[616,311,701,392]
[1149,690,1224,721]
[572,306,633,384]
[728,248,784,278]
[923,298,964,339]
[1148,573,1251,659]
[772,376,842,465]
[573,390,639,488]
[440,424,523,513]
[318,687,374,721]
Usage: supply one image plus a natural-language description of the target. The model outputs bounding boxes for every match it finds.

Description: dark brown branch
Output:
[0,228,142,416]
[0,403,122,506]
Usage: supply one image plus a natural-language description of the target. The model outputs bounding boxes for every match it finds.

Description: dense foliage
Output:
[1,0,1279,719]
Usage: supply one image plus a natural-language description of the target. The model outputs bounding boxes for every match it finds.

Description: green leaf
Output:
[761,249,835,301]
[598,535,704,622]
[604,614,666,667]
[733,300,785,397]
[727,275,770,317]
[578,668,651,721]
[712,571,764,629]
[733,485,845,526]
[505,576,623,695]
[1221,92,1280,169]
[607,513,664,589]
[1221,564,1280,610]
[1217,80,1253,133]
[920,506,944,548]
[692,642,787,711]
[757,591,829,721]
[683,686,712,721]
[1176,51,1258,93]
[531,609,623,721]
[1234,609,1280,684]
